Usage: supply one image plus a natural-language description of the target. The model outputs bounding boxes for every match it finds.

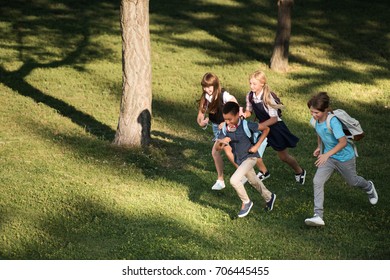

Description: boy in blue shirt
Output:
[216,102,276,218]
[305,92,378,226]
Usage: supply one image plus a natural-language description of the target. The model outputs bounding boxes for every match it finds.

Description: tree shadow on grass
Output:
[150,0,389,96]
[3,0,388,141]
[1,0,118,140]
[1,198,223,259]
[17,107,240,221]
[2,0,390,259]
[150,0,276,66]
[0,64,115,140]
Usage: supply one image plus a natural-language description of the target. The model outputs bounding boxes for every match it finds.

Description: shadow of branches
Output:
[0,0,119,139]
[150,0,389,95]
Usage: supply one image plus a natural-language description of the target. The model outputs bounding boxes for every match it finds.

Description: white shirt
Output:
[205,91,233,104]
[245,90,281,121]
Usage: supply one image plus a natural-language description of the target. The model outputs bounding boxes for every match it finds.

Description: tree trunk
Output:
[113,0,152,147]
[270,0,294,72]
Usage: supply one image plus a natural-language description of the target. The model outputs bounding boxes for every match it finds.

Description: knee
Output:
[230,176,240,189]
[313,175,324,187]
[211,147,220,158]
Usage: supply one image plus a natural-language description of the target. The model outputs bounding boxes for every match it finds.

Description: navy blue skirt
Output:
[267,121,299,151]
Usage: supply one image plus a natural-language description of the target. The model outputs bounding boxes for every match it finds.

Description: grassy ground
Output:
[0,0,389,259]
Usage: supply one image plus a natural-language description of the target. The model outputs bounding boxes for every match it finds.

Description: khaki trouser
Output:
[230,157,272,203]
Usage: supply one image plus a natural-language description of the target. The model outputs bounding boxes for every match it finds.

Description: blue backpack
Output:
[221,119,268,157]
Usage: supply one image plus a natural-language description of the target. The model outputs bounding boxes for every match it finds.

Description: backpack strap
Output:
[328,113,358,156]
[248,91,254,104]
[221,122,227,136]
[261,91,282,118]
[242,119,268,157]
[223,120,251,137]
[242,119,252,138]
[318,114,358,157]
[310,117,316,128]
[326,113,335,133]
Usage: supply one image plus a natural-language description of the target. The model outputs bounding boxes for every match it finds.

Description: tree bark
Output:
[113,0,152,147]
[270,0,294,72]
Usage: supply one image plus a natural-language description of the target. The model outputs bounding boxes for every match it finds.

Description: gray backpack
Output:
[310,109,365,156]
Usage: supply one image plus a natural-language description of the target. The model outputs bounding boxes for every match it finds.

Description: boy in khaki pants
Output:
[216,102,276,217]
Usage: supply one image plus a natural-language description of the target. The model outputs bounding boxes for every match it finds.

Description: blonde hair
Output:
[250,70,284,111]
[198,72,223,114]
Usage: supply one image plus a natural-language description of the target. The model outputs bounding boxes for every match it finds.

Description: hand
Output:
[248,146,257,153]
[200,117,209,127]
[313,148,320,157]
[239,107,245,119]
[216,139,228,151]
[315,153,330,167]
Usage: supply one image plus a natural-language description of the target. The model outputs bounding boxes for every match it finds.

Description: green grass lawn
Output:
[0,0,389,259]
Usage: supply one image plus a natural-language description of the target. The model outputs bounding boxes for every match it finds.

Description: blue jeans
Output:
[212,123,220,142]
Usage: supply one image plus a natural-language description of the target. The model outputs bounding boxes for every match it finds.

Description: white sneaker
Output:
[367,181,378,205]
[295,169,306,185]
[257,171,270,181]
[211,180,225,190]
[305,215,325,226]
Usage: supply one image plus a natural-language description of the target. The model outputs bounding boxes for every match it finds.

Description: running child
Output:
[305,92,378,226]
[197,72,238,190]
[242,70,306,184]
[216,101,276,218]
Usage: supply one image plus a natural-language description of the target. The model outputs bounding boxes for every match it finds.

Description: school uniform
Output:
[204,90,234,141]
[246,91,299,151]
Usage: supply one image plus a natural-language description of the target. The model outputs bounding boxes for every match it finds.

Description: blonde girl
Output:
[243,70,306,184]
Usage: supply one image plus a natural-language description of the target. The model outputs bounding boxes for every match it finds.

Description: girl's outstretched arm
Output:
[259,116,278,128]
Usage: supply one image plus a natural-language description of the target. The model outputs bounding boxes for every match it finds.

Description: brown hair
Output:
[307,92,330,112]
[198,72,223,114]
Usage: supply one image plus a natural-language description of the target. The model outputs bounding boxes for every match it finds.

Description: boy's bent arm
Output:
[258,125,270,138]
[325,136,347,157]
[315,136,347,166]
[251,127,269,151]
[316,135,322,149]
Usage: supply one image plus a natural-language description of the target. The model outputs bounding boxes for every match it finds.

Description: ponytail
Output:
[250,71,284,111]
